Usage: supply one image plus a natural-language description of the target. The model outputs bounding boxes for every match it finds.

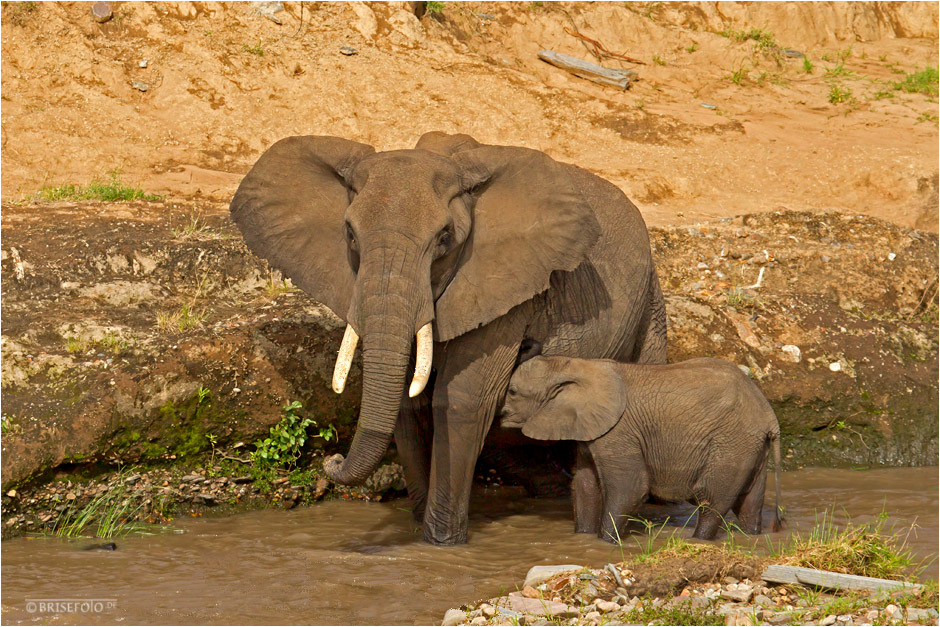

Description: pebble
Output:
[252,0,284,24]
[720,585,754,603]
[820,614,837,626]
[132,80,149,92]
[523,565,583,589]
[91,1,112,22]
[139,60,148,68]
[340,46,359,56]
[885,604,902,620]
[595,600,619,613]
[829,361,842,372]
[780,345,801,363]
[441,608,465,626]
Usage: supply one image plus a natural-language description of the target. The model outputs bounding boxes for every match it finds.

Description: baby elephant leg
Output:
[692,502,733,540]
[732,451,770,535]
[598,460,649,544]
[572,444,602,534]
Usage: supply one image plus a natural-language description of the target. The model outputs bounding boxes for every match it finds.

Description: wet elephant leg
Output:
[598,454,649,543]
[573,443,602,534]
[732,452,769,534]
[422,316,526,545]
[394,393,433,521]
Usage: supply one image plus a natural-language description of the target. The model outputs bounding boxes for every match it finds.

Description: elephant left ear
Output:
[521,360,627,442]
[434,145,602,341]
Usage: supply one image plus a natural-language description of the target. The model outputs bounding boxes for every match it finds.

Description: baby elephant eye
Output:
[507,386,518,396]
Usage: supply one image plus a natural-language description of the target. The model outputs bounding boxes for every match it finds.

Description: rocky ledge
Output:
[443,563,938,627]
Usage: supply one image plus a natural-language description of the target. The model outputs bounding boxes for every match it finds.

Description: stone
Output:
[765,613,794,626]
[348,2,378,39]
[182,474,204,483]
[339,46,358,56]
[724,611,754,626]
[480,605,495,618]
[819,615,837,626]
[720,586,754,603]
[523,565,583,589]
[91,1,112,23]
[752,594,774,608]
[836,614,852,624]
[388,9,426,45]
[132,81,150,92]
[781,345,801,363]
[595,600,620,613]
[829,361,842,372]
[442,608,466,626]
[470,617,487,626]
[522,586,540,599]
[508,596,569,617]
[584,611,601,621]
[885,604,901,620]
[252,1,284,24]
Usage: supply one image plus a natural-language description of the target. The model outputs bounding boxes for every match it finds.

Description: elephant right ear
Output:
[522,360,627,442]
[230,136,375,322]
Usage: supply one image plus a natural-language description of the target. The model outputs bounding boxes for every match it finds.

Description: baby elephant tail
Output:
[771,433,785,532]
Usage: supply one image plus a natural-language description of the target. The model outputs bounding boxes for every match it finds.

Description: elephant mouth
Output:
[331,321,434,398]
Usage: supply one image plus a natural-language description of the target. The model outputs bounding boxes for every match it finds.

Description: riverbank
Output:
[1,201,937,531]
[442,518,939,626]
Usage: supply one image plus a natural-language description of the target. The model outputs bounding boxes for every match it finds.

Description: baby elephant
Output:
[501,356,783,542]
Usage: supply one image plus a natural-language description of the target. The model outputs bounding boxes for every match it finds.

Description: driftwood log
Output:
[537,50,637,89]
[762,565,922,593]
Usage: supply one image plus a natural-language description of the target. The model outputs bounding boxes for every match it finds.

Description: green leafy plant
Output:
[425,1,444,14]
[686,42,698,53]
[803,57,814,73]
[652,55,665,66]
[243,40,265,56]
[251,401,337,469]
[829,85,852,104]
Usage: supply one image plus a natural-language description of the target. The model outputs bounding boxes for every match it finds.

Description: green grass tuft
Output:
[39,172,161,202]
[893,67,939,96]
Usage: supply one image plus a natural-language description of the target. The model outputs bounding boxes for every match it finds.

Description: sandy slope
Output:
[1,1,937,230]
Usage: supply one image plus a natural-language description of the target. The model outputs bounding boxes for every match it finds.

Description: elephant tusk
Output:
[408,322,433,398]
[332,324,359,394]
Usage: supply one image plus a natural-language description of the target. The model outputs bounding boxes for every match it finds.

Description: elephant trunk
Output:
[323,246,433,486]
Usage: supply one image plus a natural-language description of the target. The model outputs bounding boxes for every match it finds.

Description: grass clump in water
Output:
[54,471,157,538]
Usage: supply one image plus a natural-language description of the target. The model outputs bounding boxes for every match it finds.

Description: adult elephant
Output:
[230,132,667,545]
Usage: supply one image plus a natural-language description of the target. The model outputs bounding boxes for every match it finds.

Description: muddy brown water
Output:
[2,468,937,626]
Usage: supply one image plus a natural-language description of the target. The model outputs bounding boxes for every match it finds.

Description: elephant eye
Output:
[345,222,357,247]
[437,226,453,249]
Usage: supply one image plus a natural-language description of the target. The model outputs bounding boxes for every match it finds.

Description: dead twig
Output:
[563,26,646,65]
[906,277,938,321]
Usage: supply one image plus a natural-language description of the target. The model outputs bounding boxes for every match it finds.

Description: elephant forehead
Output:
[350,150,461,196]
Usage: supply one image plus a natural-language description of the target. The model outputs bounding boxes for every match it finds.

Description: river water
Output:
[2,467,936,625]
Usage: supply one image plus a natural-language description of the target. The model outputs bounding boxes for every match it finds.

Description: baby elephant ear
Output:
[522,361,627,442]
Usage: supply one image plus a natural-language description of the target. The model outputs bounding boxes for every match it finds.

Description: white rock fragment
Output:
[829,361,842,372]
[441,608,465,626]
[781,345,801,363]
[523,565,583,589]
[888,252,896,261]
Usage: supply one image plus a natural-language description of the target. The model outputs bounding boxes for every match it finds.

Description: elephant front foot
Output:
[421,510,469,545]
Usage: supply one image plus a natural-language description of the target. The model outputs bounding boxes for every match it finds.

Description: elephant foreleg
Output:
[394,393,433,521]
[572,443,602,534]
[423,316,526,545]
